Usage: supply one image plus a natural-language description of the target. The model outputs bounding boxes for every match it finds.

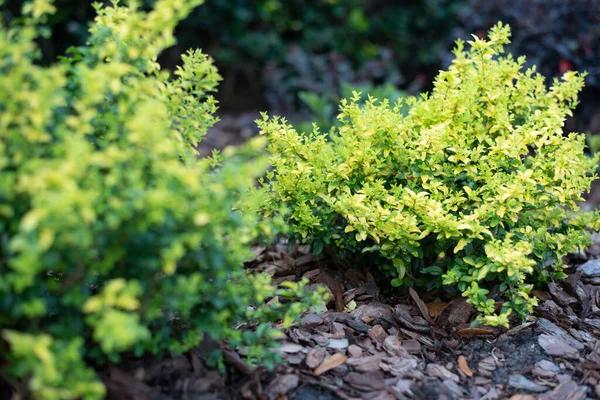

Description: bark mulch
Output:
[99,234,600,400]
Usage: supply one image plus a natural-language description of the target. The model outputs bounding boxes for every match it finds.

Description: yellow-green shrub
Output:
[259,23,599,327]
[0,1,320,399]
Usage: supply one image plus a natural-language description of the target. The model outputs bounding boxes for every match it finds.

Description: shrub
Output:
[0,1,320,399]
[451,0,600,149]
[259,23,600,327]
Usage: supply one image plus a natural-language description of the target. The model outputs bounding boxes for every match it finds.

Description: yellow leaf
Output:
[454,238,468,253]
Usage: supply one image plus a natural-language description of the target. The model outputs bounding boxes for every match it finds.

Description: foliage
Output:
[451,0,600,138]
[193,0,463,111]
[259,23,600,327]
[295,81,405,134]
[2,0,464,112]
[0,1,321,398]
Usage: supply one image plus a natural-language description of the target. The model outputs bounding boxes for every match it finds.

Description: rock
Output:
[305,347,327,369]
[348,344,362,358]
[264,374,299,400]
[508,375,548,393]
[426,364,460,383]
[538,334,580,359]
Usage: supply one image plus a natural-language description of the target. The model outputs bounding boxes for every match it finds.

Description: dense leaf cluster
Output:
[260,24,600,327]
[0,1,320,399]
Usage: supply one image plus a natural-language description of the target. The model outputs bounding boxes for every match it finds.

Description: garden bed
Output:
[98,233,600,400]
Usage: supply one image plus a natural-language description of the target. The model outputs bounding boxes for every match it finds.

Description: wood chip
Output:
[538,334,580,359]
[368,324,388,343]
[457,355,473,377]
[344,371,386,391]
[313,353,348,376]
[426,363,460,382]
[383,335,409,357]
[278,343,305,353]
[401,339,422,354]
[305,347,327,369]
[264,374,299,400]
[508,374,547,392]
[326,338,349,349]
[347,354,384,372]
[348,344,363,358]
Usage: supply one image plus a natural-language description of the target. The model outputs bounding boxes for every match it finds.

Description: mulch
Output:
[56,116,600,399]
[99,233,600,400]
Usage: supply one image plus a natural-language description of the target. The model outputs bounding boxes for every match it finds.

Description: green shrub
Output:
[259,23,600,327]
[0,1,320,399]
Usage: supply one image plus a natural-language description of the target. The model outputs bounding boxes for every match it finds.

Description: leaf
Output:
[454,238,468,253]
[457,328,494,337]
[457,355,473,377]
[425,302,447,318]
[313,353,348,376]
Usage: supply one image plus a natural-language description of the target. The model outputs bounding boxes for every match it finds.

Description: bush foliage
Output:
[259,23,599,327]
[0,1,319,399]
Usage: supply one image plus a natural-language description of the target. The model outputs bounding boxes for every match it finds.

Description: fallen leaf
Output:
[435,298,475,329]
[426,302,448,318]
[409,287,431,322]
[313,353,348,376]
[457,355,473,377]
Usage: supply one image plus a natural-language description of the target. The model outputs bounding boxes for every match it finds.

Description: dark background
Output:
[4,0,598,140]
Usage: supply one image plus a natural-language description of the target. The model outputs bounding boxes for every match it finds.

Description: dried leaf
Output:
[409,287,431,322]
[457,355,473,377]
[456,327,494,337]
[426,302,448,318]
[313,353,348,376]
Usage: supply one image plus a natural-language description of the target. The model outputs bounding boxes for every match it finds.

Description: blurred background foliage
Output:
[3,0,598,137]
